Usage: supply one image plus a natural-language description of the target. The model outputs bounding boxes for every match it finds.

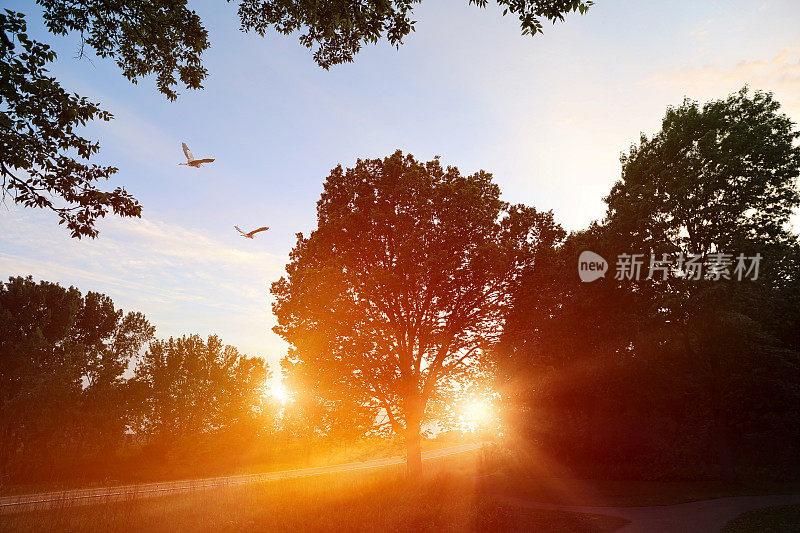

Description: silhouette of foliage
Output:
[130,334,271,448]
[606,87,800,257]
[35,0,209,101]
[0,276,154,482]
[272,150,564,476]
[500,88,800,482]
[1,10,141,238]
[2,1,590,236]
[238,0,593,68]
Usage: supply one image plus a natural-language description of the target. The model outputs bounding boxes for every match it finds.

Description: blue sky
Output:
[2,0,800,375]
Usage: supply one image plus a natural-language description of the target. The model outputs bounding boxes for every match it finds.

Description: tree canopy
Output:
[499,88,800,481]
[3,1,591,237]
[131,334,271,446]
[605,87,800,258]
[0,275,154,480]
[0,276,276,483]
[238,0,593,69]
[35,0,209,101]
[272,150,564,475]
[1,10,142,238]
[20,1,593,98]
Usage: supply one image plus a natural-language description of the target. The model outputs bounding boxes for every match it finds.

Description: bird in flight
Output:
[235,225,269,239]
[179,142,215,167]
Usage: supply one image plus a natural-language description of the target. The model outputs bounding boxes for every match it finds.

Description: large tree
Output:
[605,87,800,258]
[0,276,153,481]
[272,151,564,476]
[605,87,800,479]
[500,88,800,481]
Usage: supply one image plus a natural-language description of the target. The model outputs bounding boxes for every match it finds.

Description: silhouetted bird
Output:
[235,225,269,238]
[179,142,215,167]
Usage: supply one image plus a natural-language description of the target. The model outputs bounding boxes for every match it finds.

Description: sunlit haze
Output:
[2,0,799,376]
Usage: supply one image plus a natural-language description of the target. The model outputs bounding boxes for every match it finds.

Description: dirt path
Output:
[500,493,800,532]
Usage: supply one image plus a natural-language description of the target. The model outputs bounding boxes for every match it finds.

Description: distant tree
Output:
[131,334,270,448]
[0,276,153,481]
[1,11,142,238]
[272,151,564,476]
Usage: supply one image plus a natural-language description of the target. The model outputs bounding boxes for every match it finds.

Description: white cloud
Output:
[0,207,289,368]
[641,45,800,118]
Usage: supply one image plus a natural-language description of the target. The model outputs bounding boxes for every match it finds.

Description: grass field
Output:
[6,446,800,532]
[720,505,800,533]
[479,472,800,507]
[0,437,470,497]
[0,452,629,532]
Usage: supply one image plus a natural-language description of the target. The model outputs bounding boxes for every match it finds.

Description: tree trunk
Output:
[406,412,422,479]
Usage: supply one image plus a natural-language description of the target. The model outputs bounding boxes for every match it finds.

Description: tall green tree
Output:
[605,87,800,258]
[604,87,800,479]
[0,276,153,481]
[501,88,800,481]
[272,151,564,476]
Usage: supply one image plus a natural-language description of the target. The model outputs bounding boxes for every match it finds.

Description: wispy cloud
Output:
[641,45,800,118]
[0,208,288,366]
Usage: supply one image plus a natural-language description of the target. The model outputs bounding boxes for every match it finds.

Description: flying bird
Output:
[235,225,269,239]
[179,142,215,167]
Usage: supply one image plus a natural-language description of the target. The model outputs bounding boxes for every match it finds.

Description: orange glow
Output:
[458,399,495,433]
[269,382,291,405]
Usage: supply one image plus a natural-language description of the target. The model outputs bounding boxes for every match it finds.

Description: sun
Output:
[267,382,291,405]
[459,399,494,432]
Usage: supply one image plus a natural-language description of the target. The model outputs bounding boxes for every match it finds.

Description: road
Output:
[0,442,482,514]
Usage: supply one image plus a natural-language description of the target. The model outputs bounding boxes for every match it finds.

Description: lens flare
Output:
[459,399,494,432]
[267,382,291,405]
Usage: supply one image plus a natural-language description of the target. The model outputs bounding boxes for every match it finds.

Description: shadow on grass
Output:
[1,460,628,532]
[721,505,800,533]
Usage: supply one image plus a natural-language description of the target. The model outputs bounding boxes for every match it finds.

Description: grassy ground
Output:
[0,437,470,497]
[479,472,800,507]
[720,505,800,532]
[0,454,629,532]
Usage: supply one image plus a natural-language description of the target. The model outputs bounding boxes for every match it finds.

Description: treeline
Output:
[3,87,799,486]
[498,88,800,481]
[0,276,275,485]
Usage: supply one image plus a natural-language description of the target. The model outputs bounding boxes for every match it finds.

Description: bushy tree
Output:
[131,334,271,448]
[272,151,563,476]
[605,87,800,257]
[0,276,153,481]
[500,88,800,481]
